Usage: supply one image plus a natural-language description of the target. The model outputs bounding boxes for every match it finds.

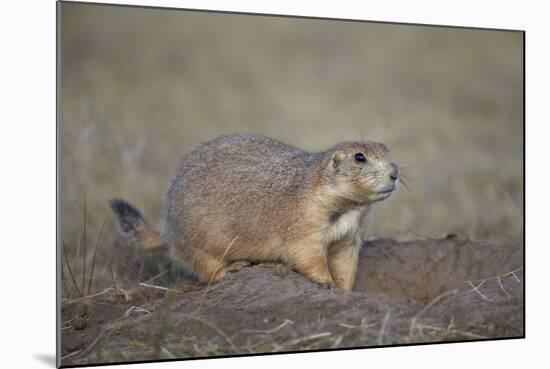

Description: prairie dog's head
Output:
[324,141,400,204]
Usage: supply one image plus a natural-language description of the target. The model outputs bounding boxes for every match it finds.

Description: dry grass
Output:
[60,3,522,249]
[61,289,496,366]
[59,4,522,297]
[60,241,523,366]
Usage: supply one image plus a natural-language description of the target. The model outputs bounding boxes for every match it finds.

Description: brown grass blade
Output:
[81,195,87,296]
[63,240,82,297]
[87,215,109,295]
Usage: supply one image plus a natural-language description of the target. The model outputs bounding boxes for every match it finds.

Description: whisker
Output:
[384,121,388,147]
[358,176,381,186]
[363,170,381,177]
[364,174,380,180]
[360,174,380,183]
[399,178,411,191]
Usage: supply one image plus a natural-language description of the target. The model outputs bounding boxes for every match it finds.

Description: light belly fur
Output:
[324,209,363,244]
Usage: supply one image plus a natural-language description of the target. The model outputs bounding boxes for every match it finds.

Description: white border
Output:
[2,0,548,368]
[53,0,528,31]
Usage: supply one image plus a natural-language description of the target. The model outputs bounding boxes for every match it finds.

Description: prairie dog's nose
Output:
[389,163,400,181]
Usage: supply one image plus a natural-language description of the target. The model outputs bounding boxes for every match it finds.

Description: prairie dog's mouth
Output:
[376,184,395,194]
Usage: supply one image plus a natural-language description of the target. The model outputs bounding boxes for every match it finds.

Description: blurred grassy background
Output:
[60,3,523,257]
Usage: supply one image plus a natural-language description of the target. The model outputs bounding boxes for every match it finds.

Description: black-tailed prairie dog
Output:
[110,133,400,290]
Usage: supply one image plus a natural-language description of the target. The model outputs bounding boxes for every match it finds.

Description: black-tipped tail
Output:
[109,198,167,251]
[110,198,146,235]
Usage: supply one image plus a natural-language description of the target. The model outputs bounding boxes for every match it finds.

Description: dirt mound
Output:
[357,236,523,302]
[60,238,523,366]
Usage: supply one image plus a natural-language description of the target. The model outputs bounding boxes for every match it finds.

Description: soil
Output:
[60,237,523,366]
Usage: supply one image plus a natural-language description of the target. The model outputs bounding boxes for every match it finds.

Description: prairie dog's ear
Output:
[331,151,347,169]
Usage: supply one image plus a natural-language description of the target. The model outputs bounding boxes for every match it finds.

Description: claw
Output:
[318,281,336,290]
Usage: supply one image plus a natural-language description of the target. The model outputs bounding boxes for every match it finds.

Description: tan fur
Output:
[139,227,168,251]
[111,134,399,290]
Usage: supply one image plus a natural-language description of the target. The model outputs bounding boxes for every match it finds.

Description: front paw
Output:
[317,281,336,290]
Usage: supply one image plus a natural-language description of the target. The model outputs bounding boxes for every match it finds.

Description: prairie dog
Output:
[110,133,400,290]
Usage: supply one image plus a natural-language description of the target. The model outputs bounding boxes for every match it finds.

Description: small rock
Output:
[66,342,80,352]
[73,317,87,330]
[445,233,459,240]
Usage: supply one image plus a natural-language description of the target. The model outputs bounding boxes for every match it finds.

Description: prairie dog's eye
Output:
[354,152,367,163]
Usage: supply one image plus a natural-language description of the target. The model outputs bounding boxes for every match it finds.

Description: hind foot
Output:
[207,261,252,283]
[224,260,252,273]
